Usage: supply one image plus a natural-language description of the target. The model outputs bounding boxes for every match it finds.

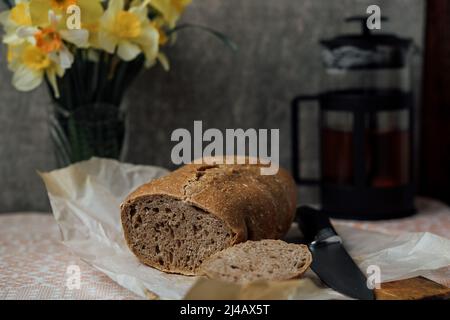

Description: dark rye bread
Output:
[120,162,297,276]
[200,240,312,284]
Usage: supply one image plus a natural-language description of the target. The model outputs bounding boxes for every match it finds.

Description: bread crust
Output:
[121,162,297,274]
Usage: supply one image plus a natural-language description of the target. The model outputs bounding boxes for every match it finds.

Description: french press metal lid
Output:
[321,16,412,69]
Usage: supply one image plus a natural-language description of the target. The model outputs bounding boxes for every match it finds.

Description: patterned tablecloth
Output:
[1,198,449,300]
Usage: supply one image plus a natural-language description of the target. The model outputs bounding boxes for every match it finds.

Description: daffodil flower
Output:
[0,0,33,46]
[98,0,159,63]
[16,11,89,68]
[10,11,89,96]
[8,42,64,96]
[1,0,194,98]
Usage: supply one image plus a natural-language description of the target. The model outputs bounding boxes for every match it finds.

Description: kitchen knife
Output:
[296,206,375,300]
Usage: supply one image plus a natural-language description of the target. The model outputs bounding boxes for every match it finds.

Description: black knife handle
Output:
[296,206,338,244]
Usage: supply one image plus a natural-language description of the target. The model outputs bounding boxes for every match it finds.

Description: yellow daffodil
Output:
[29,0,103,28]
[8,42,64,96]
[9,11,89,96]
[0,1,33,46]
[98,0,159,63]
[1,0,193,97]
[17,11,89,67]
[149,0,191,27]
[7,1,32,26]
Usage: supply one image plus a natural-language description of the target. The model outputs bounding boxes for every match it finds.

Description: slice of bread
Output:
[199,240,312,284]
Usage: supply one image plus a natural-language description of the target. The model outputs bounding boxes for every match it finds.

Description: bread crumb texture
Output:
[200,240,312,284]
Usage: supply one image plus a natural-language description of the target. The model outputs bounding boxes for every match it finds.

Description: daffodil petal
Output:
[137,25,159,62]
[6,44,25,70]
[46,68,60,98]
[29,0,52,26]
[117,41,141,61]
[12,65,43,92]
[77,0,105,26]
[129,1,149,22]
[48,52,59,64]
[60,29,89,48]
[3,33,22,45]
[59,45,74,69]
[105,0,125,19]
[16,26,38,38]
[98,30,118,53]
[157,52,170,71]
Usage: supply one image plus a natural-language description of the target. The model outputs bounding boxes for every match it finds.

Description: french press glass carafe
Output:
[291,17,416,220]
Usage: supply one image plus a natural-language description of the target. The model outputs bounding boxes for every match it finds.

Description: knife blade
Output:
[295,206,375,300]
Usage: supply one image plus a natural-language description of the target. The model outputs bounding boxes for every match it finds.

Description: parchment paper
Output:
[40,158,450,300]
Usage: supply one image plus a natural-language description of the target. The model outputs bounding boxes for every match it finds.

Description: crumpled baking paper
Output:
[40,158,450,300]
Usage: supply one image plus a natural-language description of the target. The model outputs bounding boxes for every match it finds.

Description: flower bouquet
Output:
[0,0,233,166]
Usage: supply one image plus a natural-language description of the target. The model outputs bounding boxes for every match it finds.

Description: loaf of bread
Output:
[120,161,297,276]
[200,240,312,284]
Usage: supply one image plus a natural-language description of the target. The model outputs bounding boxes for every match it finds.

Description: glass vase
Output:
[48,102,128,168]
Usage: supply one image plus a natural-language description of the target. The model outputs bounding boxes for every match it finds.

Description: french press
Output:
[291,17,416,220]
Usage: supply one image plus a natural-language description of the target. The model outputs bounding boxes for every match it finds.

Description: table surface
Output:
[1,198,449,300]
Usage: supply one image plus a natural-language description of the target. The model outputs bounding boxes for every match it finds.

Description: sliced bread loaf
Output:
[121,162,297,276]
[200,240,312,284]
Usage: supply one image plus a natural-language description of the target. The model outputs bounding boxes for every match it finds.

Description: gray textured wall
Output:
[0,0,425,213]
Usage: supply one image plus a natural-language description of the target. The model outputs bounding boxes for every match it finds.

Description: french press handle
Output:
[291,95,321,186]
